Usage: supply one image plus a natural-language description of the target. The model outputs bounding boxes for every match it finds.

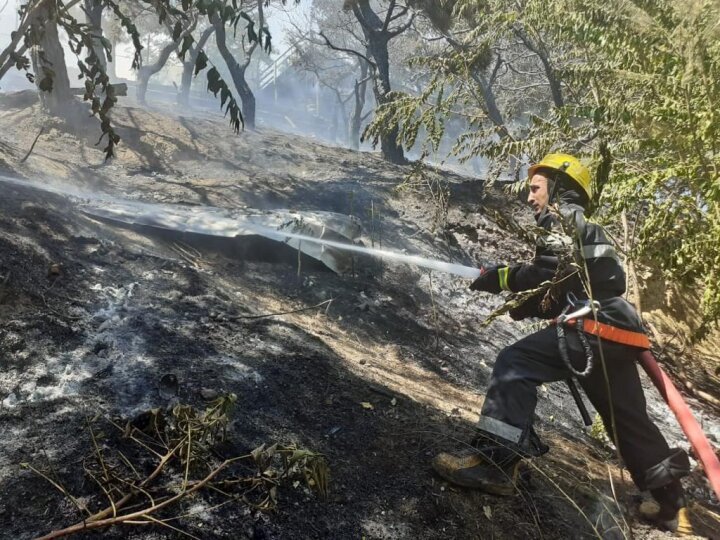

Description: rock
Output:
[47,263,61,278]
[158,374,179,399]
[2,392,19,408]
[200,387,220,400]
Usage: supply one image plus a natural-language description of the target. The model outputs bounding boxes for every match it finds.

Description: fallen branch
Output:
[21,464,89,520]
[30,400,327,539]
[35,457,238,540]
[19,127,45,164]
[226,298,334,321]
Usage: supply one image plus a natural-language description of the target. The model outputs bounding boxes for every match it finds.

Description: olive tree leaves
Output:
[3,0,269,158]
[205,65,242,133]
[367,0,720,322]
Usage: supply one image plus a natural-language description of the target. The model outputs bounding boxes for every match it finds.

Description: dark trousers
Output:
[480,325,674,490]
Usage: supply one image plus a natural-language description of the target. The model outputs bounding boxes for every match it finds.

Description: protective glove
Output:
[469,264,510,294]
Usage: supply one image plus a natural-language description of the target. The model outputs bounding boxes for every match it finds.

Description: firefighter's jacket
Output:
[505,191,645,335]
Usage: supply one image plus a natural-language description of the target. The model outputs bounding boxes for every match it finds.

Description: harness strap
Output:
[566,318,650,349]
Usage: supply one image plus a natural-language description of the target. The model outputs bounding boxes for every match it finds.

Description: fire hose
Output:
[638,350,720,502]
[557,302,720,501]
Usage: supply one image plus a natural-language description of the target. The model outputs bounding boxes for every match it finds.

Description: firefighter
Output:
[433,154,692,533]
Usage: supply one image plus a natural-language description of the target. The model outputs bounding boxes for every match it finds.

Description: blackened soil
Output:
[0,96,718,540]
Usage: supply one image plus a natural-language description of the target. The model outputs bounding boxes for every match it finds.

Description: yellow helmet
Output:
[528,153,592,200]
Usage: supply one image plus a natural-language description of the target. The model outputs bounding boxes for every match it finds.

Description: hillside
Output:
[0,92,718,539]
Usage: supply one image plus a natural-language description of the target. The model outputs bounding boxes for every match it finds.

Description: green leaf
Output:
[220,85,231,108]
[38,75,53,92]
[194,51,208,76]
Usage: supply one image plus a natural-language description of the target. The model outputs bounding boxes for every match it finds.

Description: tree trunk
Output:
[107,37,118,80]
[373,89,405,164]
[327,88,347,143]
[350,59,368,151]
[136,39,178,104]
[178,26,215,106]
[212,15,256,128]
[353,0,405,164]
[235,71,256,128]
[336,92,349,144]
[329,95,338,142]
[84,0,106,70]
[136,71,150,103]
[514,26,564,108]
[472,69,509,138]
[30,0,72,114]
[178,60,193,107]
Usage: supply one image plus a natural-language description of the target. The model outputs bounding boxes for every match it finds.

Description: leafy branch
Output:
[26,396,328,539]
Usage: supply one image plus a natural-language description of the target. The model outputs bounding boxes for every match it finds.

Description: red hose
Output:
[638,350,720,501]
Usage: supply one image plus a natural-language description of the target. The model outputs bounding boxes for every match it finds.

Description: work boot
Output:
[638,481,694,536]
[432,445,523,495]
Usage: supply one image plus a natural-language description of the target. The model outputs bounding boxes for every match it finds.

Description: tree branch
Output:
[318,31,376,70]
[0,43,28,79]
[389,4,410,24]
[35,456,240,540]
[351,3,371,34]
[19,126,45,163]
[360,108,375,122]
[488,53,503,85]
[496,82,549,91]
[512,23,564,107]
[382,0,397,32]
[387,12,415,38]
[0,0,82,74]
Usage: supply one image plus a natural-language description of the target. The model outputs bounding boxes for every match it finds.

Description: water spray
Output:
[254,226,482,279]
[0,174,481,279]
[5,175,720,500]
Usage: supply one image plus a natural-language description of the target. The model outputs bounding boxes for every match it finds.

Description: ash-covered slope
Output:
[0,92,717,539]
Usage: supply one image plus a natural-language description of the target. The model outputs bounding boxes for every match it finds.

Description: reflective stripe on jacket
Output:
[505,191,644,335]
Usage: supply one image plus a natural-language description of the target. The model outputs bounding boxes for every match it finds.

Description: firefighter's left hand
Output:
[469,264,507,294]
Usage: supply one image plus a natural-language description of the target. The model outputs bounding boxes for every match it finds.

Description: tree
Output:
[365,0,720,322]
[177,25,214,106]
[289,0,373,148]
[102,12,123,80]
[349,57,371,149]
[343,0,416,164]
[0,0,264,158]
[84,0,107,71]
[137,11,198,103]
[29,1,74,113]
[210,5,263,129]
[211,0,297,129]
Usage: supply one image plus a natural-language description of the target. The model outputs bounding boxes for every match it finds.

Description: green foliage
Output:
[23,396,328,536]
[589,413,611,446]
[369,0,720,323]
[59,2,120,158]
[102,0,145,69]
[2,0,269,156]
[549,0,720,321]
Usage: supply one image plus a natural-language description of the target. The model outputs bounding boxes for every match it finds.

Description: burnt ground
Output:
[0,91,719,539]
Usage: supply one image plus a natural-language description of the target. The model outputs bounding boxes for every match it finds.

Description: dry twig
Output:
[19,126,45,164]
[226,298,334,321]
[27,397,328,539]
